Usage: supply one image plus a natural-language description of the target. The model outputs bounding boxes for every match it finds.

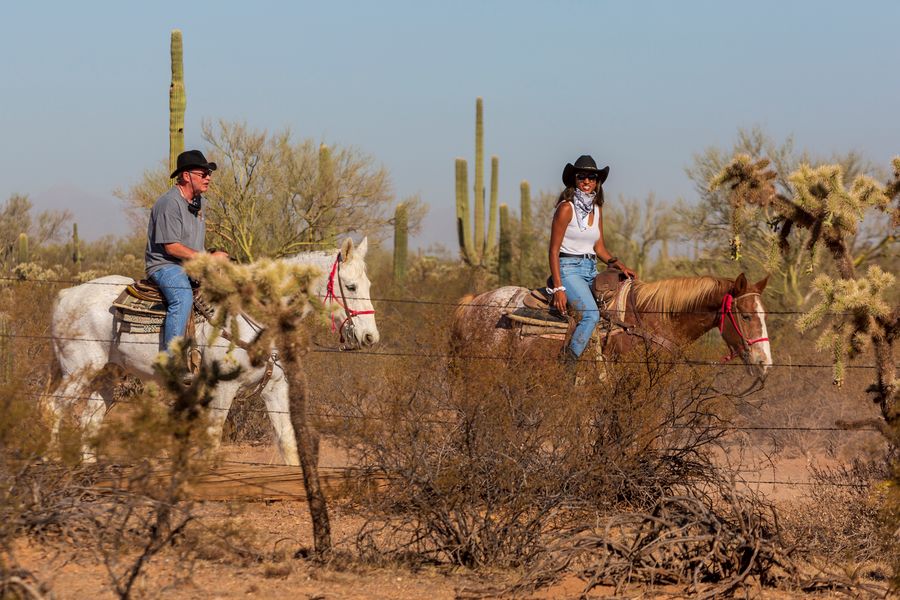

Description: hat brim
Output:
[562,163,609,188]
[170,161,218,179]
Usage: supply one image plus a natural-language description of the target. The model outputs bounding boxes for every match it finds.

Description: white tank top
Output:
[559,202,600,255]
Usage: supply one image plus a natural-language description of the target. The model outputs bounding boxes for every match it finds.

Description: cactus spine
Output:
[16,233,28,264]
[393,203,408,284]
[518,181,532,283]
[498,204,512,285]
[72,222,82,271]
[455,97,499,268]
[169,29,185,177]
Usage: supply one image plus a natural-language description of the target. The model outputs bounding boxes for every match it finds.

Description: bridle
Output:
[718,292,769,363]
[323,252,375,348]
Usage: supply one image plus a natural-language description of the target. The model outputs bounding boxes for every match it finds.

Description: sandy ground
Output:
[12,438,885,599]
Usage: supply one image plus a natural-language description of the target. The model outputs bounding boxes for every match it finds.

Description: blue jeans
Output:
[148,265,193,352]
[560,257,599,358]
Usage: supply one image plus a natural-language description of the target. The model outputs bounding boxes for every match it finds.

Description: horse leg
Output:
[78,383,114,464]
[260,376,300,466]
[205,381,242,453]
[45,374,86,452]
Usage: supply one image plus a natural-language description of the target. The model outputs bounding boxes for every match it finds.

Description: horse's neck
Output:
[633,277,727,343]
[283,249,338,298]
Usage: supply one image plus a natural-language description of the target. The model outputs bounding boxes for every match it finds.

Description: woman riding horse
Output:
[549,155,636,368]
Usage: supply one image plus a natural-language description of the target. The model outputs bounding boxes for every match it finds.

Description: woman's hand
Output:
[552,290,568,315]
[620,264,637,279]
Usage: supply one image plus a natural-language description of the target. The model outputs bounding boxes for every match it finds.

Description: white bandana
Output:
[572,188,596,231]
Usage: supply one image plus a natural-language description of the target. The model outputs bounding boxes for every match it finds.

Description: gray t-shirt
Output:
[145,187,206,277]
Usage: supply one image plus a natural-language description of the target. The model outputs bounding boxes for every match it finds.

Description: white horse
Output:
[48,237,378,465]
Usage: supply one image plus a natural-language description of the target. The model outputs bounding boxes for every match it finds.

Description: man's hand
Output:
[210,250,230,260]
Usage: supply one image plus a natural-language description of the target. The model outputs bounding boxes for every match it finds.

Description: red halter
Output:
[718,292,769,363]
[323,252,375,344]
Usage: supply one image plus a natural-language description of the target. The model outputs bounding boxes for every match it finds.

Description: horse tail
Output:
[449,293,478,352]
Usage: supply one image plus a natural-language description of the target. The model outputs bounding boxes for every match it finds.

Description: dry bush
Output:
[498,486,794,598]
[782,457,893,572]
[317,304,736,569]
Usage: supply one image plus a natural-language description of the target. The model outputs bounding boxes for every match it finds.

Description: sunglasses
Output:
[575,172,600,182]
[188,169,212,178]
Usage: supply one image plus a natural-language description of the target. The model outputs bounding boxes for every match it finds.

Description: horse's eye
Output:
[741,314,751,321]
[346,284,357,292]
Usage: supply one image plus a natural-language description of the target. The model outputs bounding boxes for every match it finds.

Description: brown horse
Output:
[451,272,772,380]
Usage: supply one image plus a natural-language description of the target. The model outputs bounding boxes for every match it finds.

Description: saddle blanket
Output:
[112,284,207,335]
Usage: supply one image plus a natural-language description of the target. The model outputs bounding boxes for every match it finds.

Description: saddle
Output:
[112,279,210,334]
[502,268,633,349]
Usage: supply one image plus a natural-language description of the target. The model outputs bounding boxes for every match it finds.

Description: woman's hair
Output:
[557,184,605,208]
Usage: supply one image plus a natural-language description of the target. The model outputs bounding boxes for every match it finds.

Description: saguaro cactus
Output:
[456,159,475,262]
[169,29,185,177]
[455,97,500,268]
[487,155,499,256]
[518,180,532,282]
[0,316,10,383]
[393,203,408,284]
[72,222,82,271]
[474,98,485,255]
[318,144,337,245]
[16,233,28,264]
[498,204,512,285]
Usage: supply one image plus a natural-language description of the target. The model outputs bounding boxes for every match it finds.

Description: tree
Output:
[0,194,70,266]
[604,193,679,278]
[119,120,422,262]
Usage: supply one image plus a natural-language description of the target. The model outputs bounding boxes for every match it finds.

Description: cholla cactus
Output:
[712,157,890,278]
[709,154,776,260]
[184,254,332,553]
[714,153,898,428]
[797,266,895,386]
[887,156,900,227]
[184,255,321,365]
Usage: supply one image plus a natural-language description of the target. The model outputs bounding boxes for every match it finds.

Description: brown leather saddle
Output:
[508,268,628,325]
[112,279,211,335]
[502,268,631,350]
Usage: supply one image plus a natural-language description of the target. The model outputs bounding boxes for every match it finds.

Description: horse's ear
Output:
[356,236,368,258]
[754,274,769,293]
[340,237,354,259]
[733,273,748,295]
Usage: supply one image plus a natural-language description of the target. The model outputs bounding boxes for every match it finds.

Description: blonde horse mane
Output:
[631,276,731,320]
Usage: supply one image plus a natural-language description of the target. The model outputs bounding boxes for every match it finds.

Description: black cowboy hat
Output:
[562,155,609,188]
[170,149,218,179]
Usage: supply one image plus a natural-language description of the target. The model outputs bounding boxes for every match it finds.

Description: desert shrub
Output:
[320,318,734,568]
[502,487,793,598]
[782,457,893,570]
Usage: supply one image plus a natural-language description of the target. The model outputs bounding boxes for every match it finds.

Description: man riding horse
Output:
[145,150,230,363]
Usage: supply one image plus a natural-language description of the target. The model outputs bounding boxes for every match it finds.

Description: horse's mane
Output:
[631,276,731,320]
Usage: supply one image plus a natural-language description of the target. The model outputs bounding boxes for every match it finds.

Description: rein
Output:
[718,292,769,363]
[324,252,375,348]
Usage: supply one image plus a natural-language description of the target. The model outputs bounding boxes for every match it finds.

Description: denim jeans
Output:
[560,257,599,358]
[148,264,193,352]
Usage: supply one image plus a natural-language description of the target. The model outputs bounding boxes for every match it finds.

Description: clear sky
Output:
[1,1,897,247]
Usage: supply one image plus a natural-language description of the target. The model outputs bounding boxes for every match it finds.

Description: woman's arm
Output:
[593,207,637,279]
[549,202,572,314]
